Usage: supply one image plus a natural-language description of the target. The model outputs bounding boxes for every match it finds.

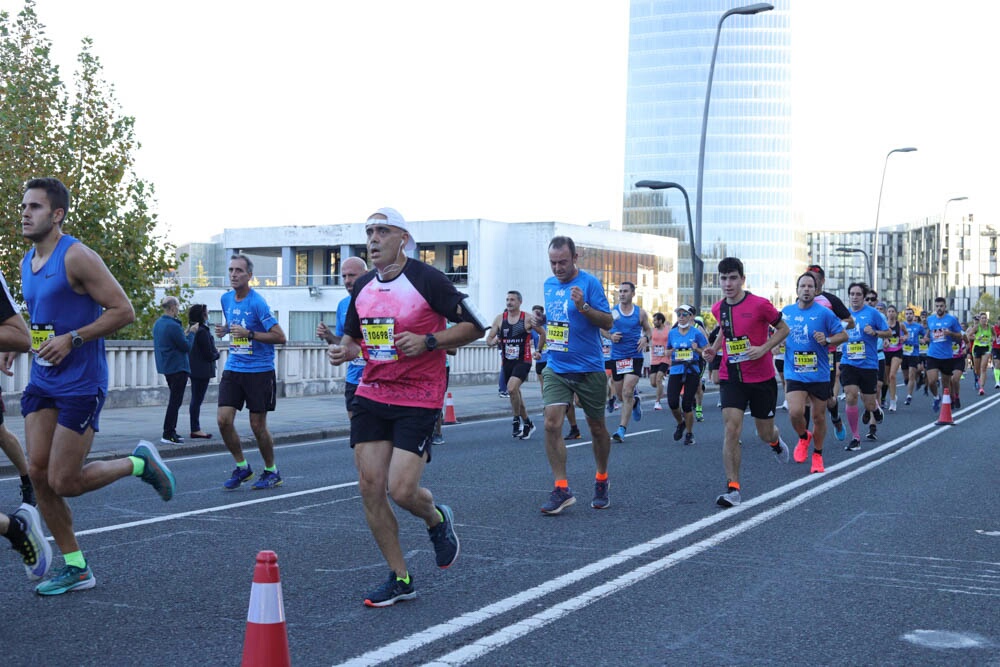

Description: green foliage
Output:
[972,293,999,321]
[0,1,181,339]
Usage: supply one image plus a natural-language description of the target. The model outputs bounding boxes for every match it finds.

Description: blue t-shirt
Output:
[609,304,643,361]
[781,302,845,383]
[543,269,610,374]
[903,321,924,356]
[221,289,279,373]
[926,313,963,359]
[666,326,708,375]
[336,294,365,385]
[840,305,887,370]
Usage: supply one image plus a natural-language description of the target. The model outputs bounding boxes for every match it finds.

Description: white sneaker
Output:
[653,401,663,411]
[838,393,846,401]
[889,399,897,412]
[779,400,788,411]
[716,489,741,508]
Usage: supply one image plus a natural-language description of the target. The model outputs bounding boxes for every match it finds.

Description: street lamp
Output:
[835,246,873,287]
[694,2,773,305]
[938,196,968,301]
[872,146,917,292]
[635,180,703,312]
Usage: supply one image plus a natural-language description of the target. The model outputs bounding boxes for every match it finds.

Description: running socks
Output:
[64,551,87,569]
[129,456,145,476]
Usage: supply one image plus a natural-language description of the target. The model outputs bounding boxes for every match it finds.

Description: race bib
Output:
[504,344,520,360]
[919,342,929,354]
[546,321,569,353]
[725,336,751,363]
[902,343,914,355]
[793,351,818,373]
[229,336,252,355]
[932,329,945,341]
[777,342,786,354]
[674,348,693,361]
[653,344,665,357]
[846,341,865,360]
[361,317,398,361]
[615,358,634,374]
[349,350,366,367]
[828,351,835,366]
[888,336,899,346]
[952,342,961,356]
[30,323,55,367]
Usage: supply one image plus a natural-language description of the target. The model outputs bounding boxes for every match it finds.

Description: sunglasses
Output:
[865,297,878,302]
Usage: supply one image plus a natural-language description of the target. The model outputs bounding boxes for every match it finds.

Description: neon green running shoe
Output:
[35,564,96,596]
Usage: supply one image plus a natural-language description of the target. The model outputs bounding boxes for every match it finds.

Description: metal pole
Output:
[872,147,916,293]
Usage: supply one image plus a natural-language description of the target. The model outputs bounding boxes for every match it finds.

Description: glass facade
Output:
[623,0,803,307]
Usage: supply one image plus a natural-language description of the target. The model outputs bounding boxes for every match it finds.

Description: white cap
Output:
[675,304,695,316]
[366,207,416,254]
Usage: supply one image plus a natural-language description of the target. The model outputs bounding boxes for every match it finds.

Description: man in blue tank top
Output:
[215,254,288,490]
[317,256,369,418]
[19,177,176,596]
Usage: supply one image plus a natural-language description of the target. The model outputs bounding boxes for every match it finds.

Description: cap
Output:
[675,304,695,316]
[806,264,825,278]
[366,207,416,254]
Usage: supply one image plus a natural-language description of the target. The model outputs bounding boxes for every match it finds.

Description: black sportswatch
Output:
[425,333,438,351]
[248,330,255,340]
[69,330,84,348]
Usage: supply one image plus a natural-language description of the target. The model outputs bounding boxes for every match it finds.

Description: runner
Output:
[901,307,925,405]
[781,273,848,473]
[840,283,890,451]
[805,265,854,441]
[538,236,614,513]
[486,290,545,439]
[992,314,1000,389]
[317,256,369,418]
[329,207,486,606]
[693,315,709,421]
[882,305,907,411]
[924,297,965,415]
[702,257,790,508]
[665,305,707,446]
[648,312,670,411]
[603,282,652,443]
[966,312,991,397]
[19,177,175,595]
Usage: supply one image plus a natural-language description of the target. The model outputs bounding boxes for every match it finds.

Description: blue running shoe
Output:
[224,465,254,490]
[133,440,176,501]
[251,469,283,490]
[612,426,626,443]
[591,480,610,509]
[35,564,96,596]
[932,397,941,413]
[632,396,642,422]
[11,503,51,581]
[607,397,616,414]
[364,571,416,608]
[428,504,460,568]
[541,487,576,515]
[832,419,846,442]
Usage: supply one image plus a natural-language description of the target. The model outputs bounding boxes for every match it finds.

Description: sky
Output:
[2,0,996,245]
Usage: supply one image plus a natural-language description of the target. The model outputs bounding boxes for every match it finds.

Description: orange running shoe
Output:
[810,451,825,473]
[793,431,812,463]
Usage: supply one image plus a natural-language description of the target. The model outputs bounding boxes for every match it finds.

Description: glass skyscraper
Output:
[623,0,803,309]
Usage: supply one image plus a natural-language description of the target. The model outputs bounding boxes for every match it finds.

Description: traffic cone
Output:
[241,550,290,667]
[443,392,459,425]
[935,387,955,426]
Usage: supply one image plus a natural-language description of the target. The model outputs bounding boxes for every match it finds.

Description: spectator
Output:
[153,296,195,444]
[187,303,218,439]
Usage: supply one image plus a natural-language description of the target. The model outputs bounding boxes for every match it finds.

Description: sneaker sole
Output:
[224,472,255,490]
[36,574,97,596]
[364,591,417,607]
[716,496,740,508]
[251,478,284,490]
[541,495,577,515]
[14,503,51,581]
[434,504,460,568]
[134,440,176,501]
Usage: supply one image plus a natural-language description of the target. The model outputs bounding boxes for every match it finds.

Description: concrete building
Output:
[173,219,679,341]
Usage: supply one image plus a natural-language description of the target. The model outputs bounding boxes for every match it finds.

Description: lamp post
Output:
[694,2,773,304]
[835,246,873,287]
[635,180,703,312]
[938,196,968,302]
[872,146,917,292]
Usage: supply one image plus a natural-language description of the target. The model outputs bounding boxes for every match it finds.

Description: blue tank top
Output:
[610,304,642,360]
[21,235,108,395]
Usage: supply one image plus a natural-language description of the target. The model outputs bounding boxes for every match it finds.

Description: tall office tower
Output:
[623,0,803,310]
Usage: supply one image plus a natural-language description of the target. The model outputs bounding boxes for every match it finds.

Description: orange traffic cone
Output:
[935,387,955,426]
[443,392,459,425]
[241,551,291,667]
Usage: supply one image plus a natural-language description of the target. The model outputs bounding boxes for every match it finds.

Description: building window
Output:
[447,244,468,283]
[288,310,337,342]
[419,246,437,266]
[295,251,310,286]
[326,249,340,286]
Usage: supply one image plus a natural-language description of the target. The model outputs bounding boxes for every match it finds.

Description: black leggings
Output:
[666,373,701,412]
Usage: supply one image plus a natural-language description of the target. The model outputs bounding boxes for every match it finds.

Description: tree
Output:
[0,1,180,339]
[972,293,999,320]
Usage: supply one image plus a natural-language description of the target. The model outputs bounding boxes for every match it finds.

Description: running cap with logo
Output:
[366,207,416,254]
[806,264,825,278]
[675,304,695,316]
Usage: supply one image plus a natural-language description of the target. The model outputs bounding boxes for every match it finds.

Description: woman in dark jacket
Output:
[188,304,219,439]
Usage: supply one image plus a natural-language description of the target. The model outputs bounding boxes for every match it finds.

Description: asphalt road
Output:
[1,385,998,666]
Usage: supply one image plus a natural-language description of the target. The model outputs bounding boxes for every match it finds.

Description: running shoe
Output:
[607,397,616,414]
[11,503,51,581]
[904,395,912,406]
[874,408,884,425]
[684,432,695,446]
[431,433,445,446]
[519,420,536,440]
[20,479,36,507]
[565,425,582,440]
[810,452,825,474]
[832,419,846,441]
[889,399,897,412]
[428,504,459,568]
[716,489,741,508]
[845,438,861,452]
[932,397,941,413]
[251,470,283,490]
[160,433,184,445]
[793,431,812,463]
[632,396,642,422]
[591,480,610,509]
[995,383,1000,389]
[862,409,872,425]
[612,426,626,443]
[979,388,986,396]
[672,422,685,441]
[654,401,663,411]
[695,405,704,422]
[499,391,509,398]
[133,440,176,501]
[512,418,521,438]
[838,392,846,401]
[224,465,254,490]
[364,571,416,608]
[866,426,878,441]
[952,397,961,410]
[779,400,788,411]
[772,437,790,464]
[541,487,576,515]
[35,564,95,596]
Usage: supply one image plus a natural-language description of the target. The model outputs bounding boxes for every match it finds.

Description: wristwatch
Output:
[425,333,438,351]
[69,330,84,348]
[581,303,591,312]
[248,330,255,340]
